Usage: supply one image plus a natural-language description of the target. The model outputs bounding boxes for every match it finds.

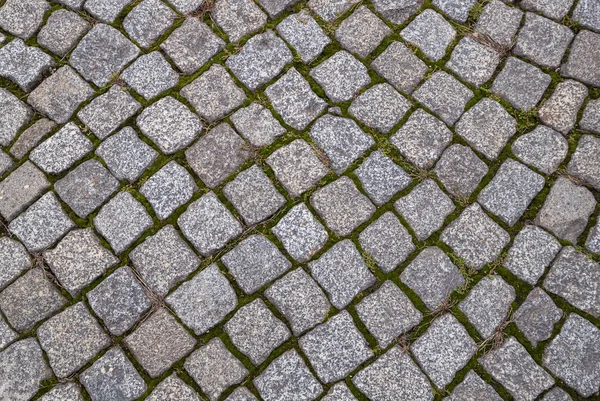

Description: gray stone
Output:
[0,150,13,177]
[130,225,200,296]
[28,66,94,124]
[433,0,476,23]
[44,228,118,296]
[309,115,374,174]
[53,0,85,9]
[277,11,330,63]
[514,287,562,347]
[401,246,465,310]
[70,24,140,87]
[539,80,587,135]
[225,388,258,401]
[80,346,147,401]
[9,118,56,159]
[478,159,545,226]
[0,268,66,332]
[434,144,488,197]
[160,18,225,74]
[166,264,237,334]
[147,375,201,401]
[573,0,600,33]
[492,57,552,111]
[137,96,202,154]
[55,159,120,218]
[0,0,49,39]
[561,30,600,87]
[9,192,75,252]
[587,221,600,253]
[310,176,376,237]
[186,122,250,189]
[265,268,330,335]
[310,51,371,102]
[224,165,286,225]
[0,39,54,91]
[544,246,600,317]
[482,337,554,400]
[357,280,422,347]
[93,191,153,254]
[37,9,90,57]
[412,313,476,387]
[395,179,455,240]
[87,266,152,336]
[535,177,596,243]
[141,161,197,220]
[213,0,267,43]
[359,212,414,273]
[0,237,31,291]
[265,67,327,130]
[122,51,179,100]
[222,234,291,294]
[123,0,176,48]
[475,0,523,47]
[568,134,600,191]
[349,83,411,133]
[84,0,131,23]
[371,41,428,94]
[226,299,290,365]
[511,125,568,174]
[542,388,573,401]
[79,86,142,140]
[300,310,373,383]
[505,225,561,285]
[353,346,433,401]
[38,382,84,401]
[267,139,329,197]
[335,6,391,58]
[271,203,328,262]
[414,71,474,126]
[514,13,574,69]
[445,371,503,401]
[177,192,243,256]
[37,302,111,378]
[185,338,248,401]
[543,313,600,397]
[447,36,501,86]
[355,151,411,206]
[401,9,456,61]
[166,0,204,14]
[256,0,300,17]
[322,383,357,401]
[308,0,359,21]
[231,102,285,147]
[181,64,247,122]
[371,0,421,25]
[580,98,600,134]
[0,338,52,401]
[95,127,158,182]
[459,275,515,338]
[457,98,516,160]
[254,349,322,401]
[308,240,376,309]
[521,0,573,21]
[0,161,49,221]
[227,30,293,91]
[125,308,195,377]
[29,122,92,174]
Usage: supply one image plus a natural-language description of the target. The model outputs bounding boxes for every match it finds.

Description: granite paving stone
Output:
[0,338,52,401]
[447,36,501,86]
[0,161,49,221]
[561,30,600,87]
[567,134,600,190]
[521,0,573,21]
[9,118,56,160]
[514,287,562,347]
[123,0,176,49]
[434,144,488,197]
[121,51,179,100]
[539,80,587,135]
[573,0,600,33]
[166,0,204,14]
[511,125,568,174]
[310,51,371,103]
[433,0,476,23]
[355,151,411,206]
[335,6,391,59]
[580,98,600,134]
[475,0,523,47]
[38,382,84,401]
[0,151,13,177]
[0,0,49,40]
[84,0,132,23]
[213,0,267,43]
[308,0,359,21]
[37,9,90,57]
[348,83,411,134]
[401,9,456,61]
[371,41,428,94]
[542,388,573,401]
[0,237,31,291]
[231,102,285,147]
[586,221,600,253]
[277,11,330,63]
[0,310,17,351]
[322,383,357,401]
[445,370,503,401]
[147,375,201,401]
[257,0,301,17]
[492,57,552,111]
[0,39,54,91]
[371,0,421,25]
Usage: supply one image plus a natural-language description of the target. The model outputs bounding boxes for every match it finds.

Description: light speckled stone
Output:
[147,375,201,401]
[185,338,248,401]
[167,264,237,335]
[213,0,267,43]
[475,0,522,47]
[573,0,600,33]
[433,0,476,22]
[322,383,357,401]
[0,39,54,91]
[84,0,132,23]
[561,30,600,87]
[37,302,111,378]
[0,338,52,401]
[586,221,600,253]
[29,122,92,174]
[308,0,359,21]
[272,203,328,262]
[447,36,501,86]
[459,275,515,338]
[539,80,587,135]
[222,234,291,294]
[0,0,49,39]
[511,125,568,174]
[349,83,411,134]
[38,382,84,401]
[567,134,600,191]
[37,9,90,57]
[166,0,203,14]
[535,177,596,243]
[0,161,49,222]
[371,41,428,94]
[401,9,456,61]
[357,280,422,347]
[335,6,391,58]
[521,0,573,21]
[580,98,600,134]
[123,0,175,49]
[0,237,31,291]
[277,11,330,63]
[481,337,554,401]
[493,57,552,111]
[401,246,465,310]
[0,150,13,177]
[256,0,300,17]
[414,71,474,126]
[514,287,562,347]
[355,151,410,206]
[310,51,371,103]
[122,51,179,100]
[434,144,488,197]
[9,118,56,159]
[542,388,573,401]
[300,310,372,383]
[445,370,503,401]
[231,102,285,147]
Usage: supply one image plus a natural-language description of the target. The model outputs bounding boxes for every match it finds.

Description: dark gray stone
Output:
[0,161,49,221]
[514,287,562,347]
[434,144,488,197]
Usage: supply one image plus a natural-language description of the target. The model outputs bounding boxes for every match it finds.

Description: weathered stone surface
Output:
[433,0,476,23]
[277,10,330,63]
[371,0,421,25]
[336,6,391,58]
[349,83,411,134]
[401,9,456,61]
[308,0,359,21]
[123,0,176,49]
[447,36,501,86]
[37,9,90,57]
[9,118,56,159]
[445,370,503,401]
[122,51,179,100]
[511,125,568,174]
[147,375,201,401]
[475,0,523,47]
[514,287,562,347]
[0,338,52,401]
[414,71,474,126]
[492,57,552,111]
[580,98,600,134]
[213,0,267,43]
[541,388,574,401]
[0,0,49,39]
[84,0,131,23]
[322,383,357,401]
[535,177,596,243]
[272,203,328,262]
[0,237,31,291]
[310,51,370,102]
[561,30,600,87]
[539,80,587,135]
[567,134,600,191]
[0,39,54,91]
[0,161,49,221]
[38,382,84,401]
[355,151,411,206]
[587,221,600,254]
[231,102,285,147]
[371,41,428,94]
[434,144,488,197]
[521,0,573,21]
